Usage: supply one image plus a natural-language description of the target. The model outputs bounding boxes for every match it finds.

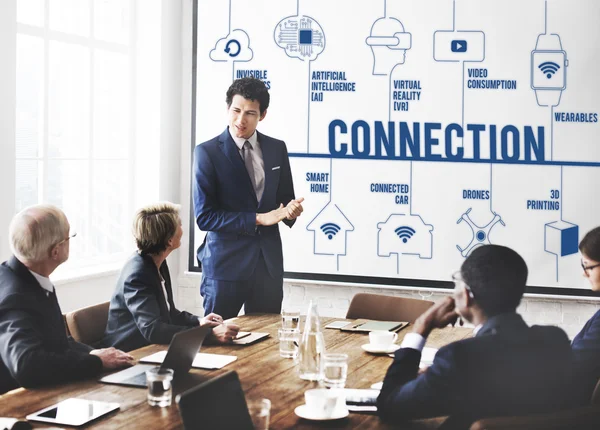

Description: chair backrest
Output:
[65,301,110,345]
[176,371,254,430]
[345,293,434,323]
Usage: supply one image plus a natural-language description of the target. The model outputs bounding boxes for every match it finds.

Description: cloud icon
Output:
[274,15,325,62]
[209,29,253,62]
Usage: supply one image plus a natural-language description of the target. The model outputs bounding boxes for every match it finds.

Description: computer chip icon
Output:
[299,29,313,44]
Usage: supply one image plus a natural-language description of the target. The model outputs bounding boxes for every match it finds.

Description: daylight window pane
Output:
[17,0,44,27]
[49,0,90,37]
[48,41,90,159]
[16,34,44,159]
[91,160,130,258]
[15,160,41,212]
[93,50,129,159]
[94,0,130,45]
[46,160,89,260]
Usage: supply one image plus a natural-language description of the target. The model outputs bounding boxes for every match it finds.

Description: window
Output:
[16,0,136,272]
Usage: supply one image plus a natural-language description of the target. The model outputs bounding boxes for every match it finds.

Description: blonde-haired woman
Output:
[101,202,238,352]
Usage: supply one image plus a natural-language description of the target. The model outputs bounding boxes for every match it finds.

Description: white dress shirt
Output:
[230,128,265,201]
[28,269,54,294]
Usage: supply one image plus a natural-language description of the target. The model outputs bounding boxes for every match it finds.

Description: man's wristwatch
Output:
[530,33,568,107]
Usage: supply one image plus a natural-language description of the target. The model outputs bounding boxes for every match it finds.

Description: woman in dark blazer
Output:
[572,226,600,403]
[101,202,238,352]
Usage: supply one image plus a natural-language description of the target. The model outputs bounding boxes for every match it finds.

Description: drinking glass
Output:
[146,367,174,407]
[321,353,348,388]
[278,328,300,358]
[247,398,271,430]
[281,310,300,331]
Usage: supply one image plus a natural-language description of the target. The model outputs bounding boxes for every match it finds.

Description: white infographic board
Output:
[191,0,600,295]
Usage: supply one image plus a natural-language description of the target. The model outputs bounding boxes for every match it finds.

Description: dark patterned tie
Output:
[242,141,258,198]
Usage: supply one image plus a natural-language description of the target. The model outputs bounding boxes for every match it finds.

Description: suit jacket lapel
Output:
[218,128,258,205]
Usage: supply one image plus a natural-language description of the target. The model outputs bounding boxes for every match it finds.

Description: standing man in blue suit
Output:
[193,77,304,319]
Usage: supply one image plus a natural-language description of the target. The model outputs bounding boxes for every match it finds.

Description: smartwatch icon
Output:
[531,33,568,107]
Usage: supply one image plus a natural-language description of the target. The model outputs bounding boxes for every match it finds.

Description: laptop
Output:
[176,371,254,430]
[99,324,212,388]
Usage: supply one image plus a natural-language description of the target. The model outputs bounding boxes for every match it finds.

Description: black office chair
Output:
[176,371,254,430]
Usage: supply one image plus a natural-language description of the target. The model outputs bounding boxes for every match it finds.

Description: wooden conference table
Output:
[1,314,472,429]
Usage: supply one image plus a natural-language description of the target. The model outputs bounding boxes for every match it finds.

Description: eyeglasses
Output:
[53,231,77,248]
[452,271,475,299]
[581,260,600,275]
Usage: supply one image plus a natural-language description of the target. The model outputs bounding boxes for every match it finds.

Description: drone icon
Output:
[456,208,505,257]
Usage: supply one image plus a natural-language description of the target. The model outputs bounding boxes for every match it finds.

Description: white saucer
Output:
[361,343,400,354]
[294,405,349,421]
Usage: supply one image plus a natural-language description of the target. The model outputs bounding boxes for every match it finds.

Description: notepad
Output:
[340,320,408,333]
[140,351,237,370]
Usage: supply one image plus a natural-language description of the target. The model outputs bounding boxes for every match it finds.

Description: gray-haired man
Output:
[0,204,133,394]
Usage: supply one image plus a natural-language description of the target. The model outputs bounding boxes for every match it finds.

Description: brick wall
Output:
[177,276,600,339]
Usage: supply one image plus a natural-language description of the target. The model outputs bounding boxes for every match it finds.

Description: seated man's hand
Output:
[90,347,135,370]
[200,312,224,327]
[412,297,459,339]
[211,323,240,344]
[285,197,305,220]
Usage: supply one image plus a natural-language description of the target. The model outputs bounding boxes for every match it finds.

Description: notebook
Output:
[340,319,408,333]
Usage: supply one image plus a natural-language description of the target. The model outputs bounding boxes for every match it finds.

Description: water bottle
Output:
[296,300,325,381]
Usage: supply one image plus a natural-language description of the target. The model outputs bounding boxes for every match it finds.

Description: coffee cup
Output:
[304,388,341,417]
[368,330,398,347]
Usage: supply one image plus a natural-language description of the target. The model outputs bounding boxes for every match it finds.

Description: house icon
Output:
[306,202,354,258]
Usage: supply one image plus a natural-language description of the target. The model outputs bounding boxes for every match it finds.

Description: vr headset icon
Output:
[366,32,412,49]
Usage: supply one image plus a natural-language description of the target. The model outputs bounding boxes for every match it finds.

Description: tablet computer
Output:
[26,398,119,427]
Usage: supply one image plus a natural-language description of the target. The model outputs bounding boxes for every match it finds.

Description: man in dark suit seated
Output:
[377,245,574,429]
[0,205,133,394]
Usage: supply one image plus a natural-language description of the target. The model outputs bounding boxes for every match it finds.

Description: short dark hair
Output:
[460,245,528,317]
[226,77,270,114]
[580,227,600,262]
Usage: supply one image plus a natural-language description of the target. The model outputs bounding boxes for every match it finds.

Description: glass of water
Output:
[247,398,271,430]
[278,328,300,358]
[281,310,300,331]
[321,353,348,388]
[146,367,174,407]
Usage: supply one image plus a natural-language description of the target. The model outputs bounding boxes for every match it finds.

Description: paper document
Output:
[140,351,237,369]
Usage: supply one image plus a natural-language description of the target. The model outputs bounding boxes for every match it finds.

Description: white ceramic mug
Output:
[369,330,398,347]
[304,388,340,417]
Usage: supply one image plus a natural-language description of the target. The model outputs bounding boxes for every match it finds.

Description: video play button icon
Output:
[451,40,468,53]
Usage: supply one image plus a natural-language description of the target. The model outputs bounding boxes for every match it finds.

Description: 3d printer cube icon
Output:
[544,220,578,257]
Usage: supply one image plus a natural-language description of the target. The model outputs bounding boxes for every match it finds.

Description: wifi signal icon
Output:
[538,61,560,79]
[395,226,416,243]
[320,222,341,240]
